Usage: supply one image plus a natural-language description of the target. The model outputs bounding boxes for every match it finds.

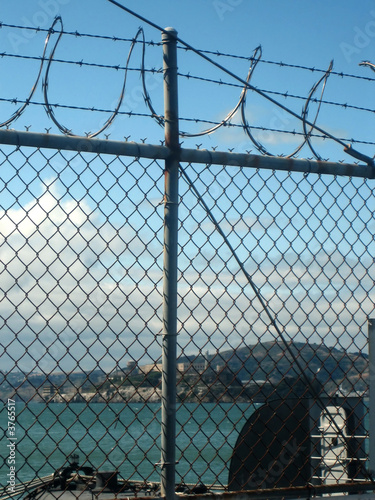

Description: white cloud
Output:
[1,170,373,375]
[0,178,164,372]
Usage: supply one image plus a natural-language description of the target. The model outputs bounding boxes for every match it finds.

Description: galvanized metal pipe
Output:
[174,481,375,500]
[369,317,375,477]
[161,27,179,499]
[0,128,373,179]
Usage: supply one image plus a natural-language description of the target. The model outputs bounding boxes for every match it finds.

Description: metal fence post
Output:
[161,27,179,499]
[369,317,375,476]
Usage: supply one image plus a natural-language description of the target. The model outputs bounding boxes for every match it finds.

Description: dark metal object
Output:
[228,399,312,491]
[228,397,367,492]
[54,454,94,491]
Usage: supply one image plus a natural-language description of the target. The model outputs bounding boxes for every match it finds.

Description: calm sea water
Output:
[0,402,256,488]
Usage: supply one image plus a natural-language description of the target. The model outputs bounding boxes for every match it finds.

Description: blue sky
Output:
[5,0,372,66]
[0,1,374,373]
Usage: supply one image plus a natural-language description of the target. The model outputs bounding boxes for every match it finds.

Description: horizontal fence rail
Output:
[0,129,373,179]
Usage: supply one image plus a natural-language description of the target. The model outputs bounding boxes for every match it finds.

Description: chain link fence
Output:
[0,136,373,495]
[0,14,374,499]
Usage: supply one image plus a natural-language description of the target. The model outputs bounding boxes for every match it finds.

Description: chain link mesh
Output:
[175,163,372,489]
[0,143,373,493]
[0,146,166,485]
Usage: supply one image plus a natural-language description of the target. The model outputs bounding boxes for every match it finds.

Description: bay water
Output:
[0,402,256,488]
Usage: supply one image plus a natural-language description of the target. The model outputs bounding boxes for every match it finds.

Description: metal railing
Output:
[0,22,374,500]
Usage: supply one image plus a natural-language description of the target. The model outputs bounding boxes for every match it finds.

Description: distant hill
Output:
[208,340,368,395]
[0,341,368,402]
[173,340,368,403]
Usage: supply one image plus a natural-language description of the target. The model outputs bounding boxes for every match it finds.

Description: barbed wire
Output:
[1,94,373,150]
[106,0,375,165]
[0,17,165,137]
[1,49,373,117]
[43,17,133,137]
[175,43,374,164]
[170,47,374,160]
[180,45,375,83]
[0,20,161,46]
[176,71,375,115]
[1,21,373,83]
[0,14,374,163]
[360,61,375,74]
[241,48,333,159]
[0,51,162,75]
[0,96,156,123]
